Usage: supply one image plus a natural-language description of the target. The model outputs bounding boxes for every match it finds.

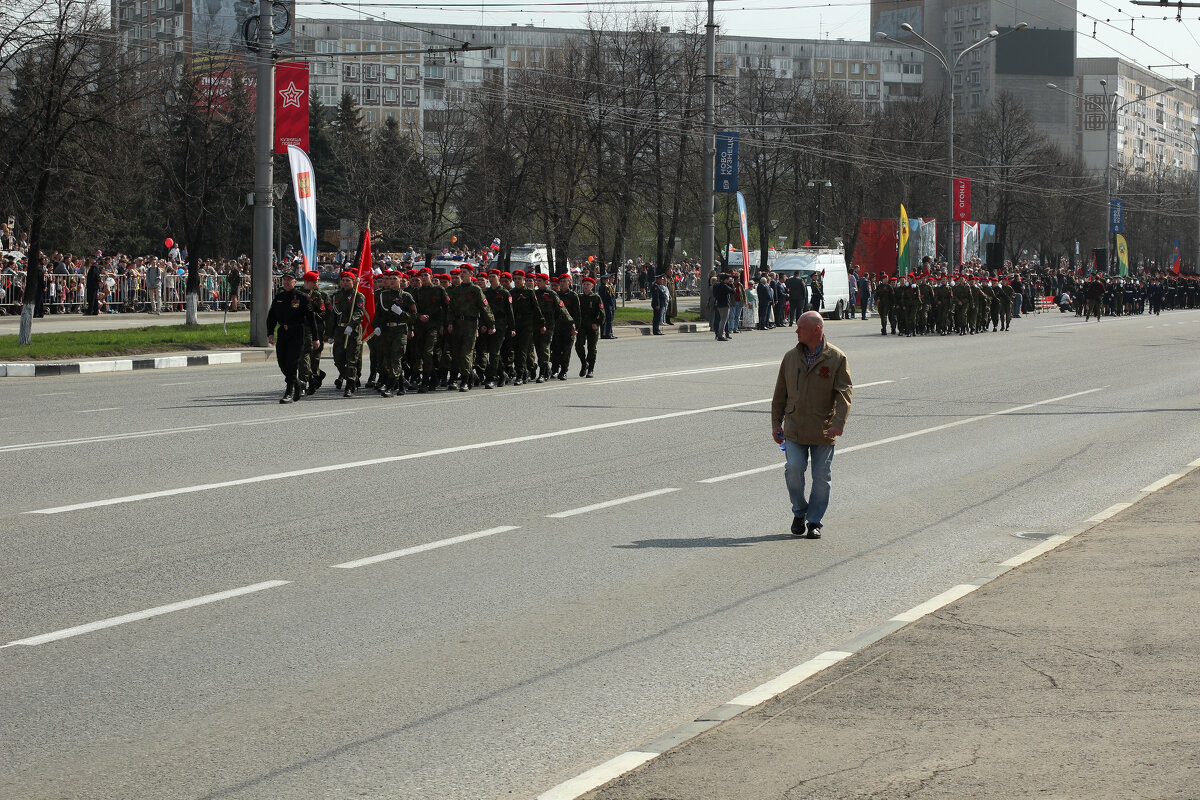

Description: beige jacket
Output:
[771,338,853,446]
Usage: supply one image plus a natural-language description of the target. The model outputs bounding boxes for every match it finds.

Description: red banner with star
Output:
[274,61,309,154]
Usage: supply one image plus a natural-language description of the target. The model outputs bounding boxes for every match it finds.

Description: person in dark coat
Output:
[85,258,101,315]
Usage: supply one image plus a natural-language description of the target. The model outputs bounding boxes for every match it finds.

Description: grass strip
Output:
[0,323,253,361]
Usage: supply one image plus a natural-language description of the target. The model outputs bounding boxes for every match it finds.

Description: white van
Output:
[771,247,852,320]
[509,243,552,274]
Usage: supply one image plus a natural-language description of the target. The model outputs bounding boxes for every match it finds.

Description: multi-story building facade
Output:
[1070,58,1198,176]
[871,0,1078,154]
[291,19,926,132]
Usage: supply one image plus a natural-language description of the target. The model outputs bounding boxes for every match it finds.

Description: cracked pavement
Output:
[585,471,1200,799]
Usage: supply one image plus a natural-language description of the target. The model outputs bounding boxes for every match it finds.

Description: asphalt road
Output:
[3,307,1199,799]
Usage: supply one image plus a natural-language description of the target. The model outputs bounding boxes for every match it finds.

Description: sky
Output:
[298,0,1200,82]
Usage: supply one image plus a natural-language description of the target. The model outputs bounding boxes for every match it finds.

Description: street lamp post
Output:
[878,22,1027,274]
[806,179,831,246]
[1192,128,1199,272]
[1047,80,1175,273]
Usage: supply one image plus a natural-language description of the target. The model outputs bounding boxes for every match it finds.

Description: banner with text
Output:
[275,61,310,154]
[953,177,971,221]
[716,131,739,193]
[1109,198,1124,234]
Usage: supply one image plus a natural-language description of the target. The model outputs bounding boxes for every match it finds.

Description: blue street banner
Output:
[716,131,739,193]
[1109,198,1124,234]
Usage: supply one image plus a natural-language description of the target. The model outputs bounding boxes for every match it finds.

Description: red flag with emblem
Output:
[354,227,376,337]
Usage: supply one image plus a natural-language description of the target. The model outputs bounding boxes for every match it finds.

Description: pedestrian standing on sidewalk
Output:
[771,310,853,539]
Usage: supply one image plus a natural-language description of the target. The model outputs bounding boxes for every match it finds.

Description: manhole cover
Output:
[1011,531,1056,541]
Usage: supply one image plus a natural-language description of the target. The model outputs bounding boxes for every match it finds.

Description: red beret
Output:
[339,271,355,279]
[512,269,525,276]
[582,276,596,284]
[471,277,479,282]
[488,269,500,275]
[501,271,512,279]
[438,272,451,280]
[450,268,461,275]
[557,273,571,280]
[302,271,319,281]
[421,267,433,274]
[461,264,475,272]
[539,273,550,280]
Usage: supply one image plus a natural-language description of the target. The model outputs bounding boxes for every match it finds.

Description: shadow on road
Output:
[615,533,794,549]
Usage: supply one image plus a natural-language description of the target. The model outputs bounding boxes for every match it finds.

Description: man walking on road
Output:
[771,310,853,539]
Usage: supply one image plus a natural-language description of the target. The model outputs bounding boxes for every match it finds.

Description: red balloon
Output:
[164,237,174,249]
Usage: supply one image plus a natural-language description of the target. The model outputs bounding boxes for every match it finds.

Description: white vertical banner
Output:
[286,145,318,271]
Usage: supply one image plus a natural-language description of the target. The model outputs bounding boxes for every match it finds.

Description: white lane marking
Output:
[36,392,75,397]
[1188,457,1200,468]
[537,751,658,800]
[889,584,978,623]
[3,580,290,647]
[699,388,1103,484]
[0,361,774,454]
[27,399,771,515]
[331,526,519,569]
[73,407,121,414]
[547,488,679,519]
[1141,474,1184,493]
[699,381,895,484]
[1001,535,1071,568]
[1086,502,1132,523]
[725,650,854,707]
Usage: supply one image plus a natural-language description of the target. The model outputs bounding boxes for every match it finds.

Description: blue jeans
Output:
[728,302,742,334]
[652,306,665,333]
[784,441,835,525]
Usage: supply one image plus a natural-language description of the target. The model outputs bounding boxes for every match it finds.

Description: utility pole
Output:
[251,0,275,346]
[699,0,716,311]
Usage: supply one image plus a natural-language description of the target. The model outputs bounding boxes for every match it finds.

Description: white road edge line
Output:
[700,387,1103,484]
[26,399,771,515]
[536,751,659,800]
[1141,474,1184,493]
[889,584,978,623]
[3,580,290,648]
[73,407,121,413]
[331,526,519,569]
[547,488,679,519]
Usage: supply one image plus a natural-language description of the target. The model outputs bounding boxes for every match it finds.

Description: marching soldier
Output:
[575,275,605,377]
[553,273,580,380]
[875,275,895,335]
[331,271,366,397]
[373,270,416,397]
[952,274,971,335]
[266,272,319,403]
[484,269,516,389]
[411,268,449,393]
[297,270,332,394]
[446,265,495,391]
[534,273,572,383]
[509,270,544,385]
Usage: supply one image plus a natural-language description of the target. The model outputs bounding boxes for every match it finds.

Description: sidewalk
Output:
[576,467,1200,799]
[0,310,251,335]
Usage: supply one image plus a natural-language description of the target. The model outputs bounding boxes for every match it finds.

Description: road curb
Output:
[0,349,273,377]
[539,455,1200,800]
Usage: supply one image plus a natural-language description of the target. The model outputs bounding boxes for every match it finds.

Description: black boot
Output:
[280,381,294,404]
[292,380,303,403]
[579,365,587,377]
[366,372,377,389]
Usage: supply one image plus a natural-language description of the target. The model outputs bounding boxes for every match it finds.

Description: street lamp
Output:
[806,179,832,246]
[878,21,1028,273]
[1048,80,1175,272]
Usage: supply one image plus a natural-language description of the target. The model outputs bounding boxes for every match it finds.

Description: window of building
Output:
[971,93,981,109]
[510,48,522,62]
[832,61,844,75]
[384,65,398,81]
[385,110,396,122]
[316,84,338,104]
[850,62,861,76]
[345,86,360,103]
[849,81,862,97]
[969,69,980,84]
[954,7,964,22]
[970,28,981,42]
[402,87,419,105]
[447,88,465,104]
[529,48,541,63]
[365,43,377,52]
[866,62,877,76]
[363,86,379,104]
[425,86,444,101]
[365,110,377,124]
[364,64,379,81]
[403,65,418,81]
[344,63,360,80]
[867,82,879,97]
[424,64,443,79]
[953,30,963,45]
[384,87,399,104]
[344,42,357,53]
